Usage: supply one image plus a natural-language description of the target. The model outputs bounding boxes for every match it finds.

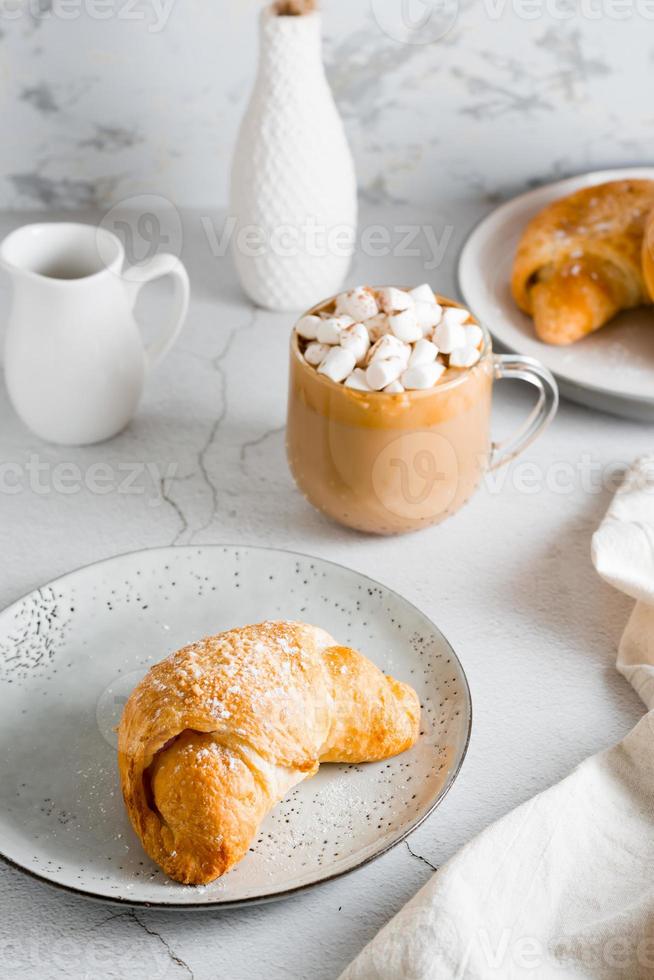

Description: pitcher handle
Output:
[125,253,190,370]
[489,354,559,471]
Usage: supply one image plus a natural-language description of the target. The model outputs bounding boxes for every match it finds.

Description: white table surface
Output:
[0,204,647,980]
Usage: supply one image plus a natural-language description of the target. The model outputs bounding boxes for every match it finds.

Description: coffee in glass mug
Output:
[286,286,558,535]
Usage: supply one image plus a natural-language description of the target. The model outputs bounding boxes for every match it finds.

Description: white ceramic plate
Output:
[0,545,470,909]
[458,167,654,421]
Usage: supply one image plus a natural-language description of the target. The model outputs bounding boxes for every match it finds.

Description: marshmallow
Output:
[301,286,482,389]
[365,313,391,343]
[317,315,353,345]
[304,341,330,366]
[433,319,467,354]
[295,314,322,341]
[318,347,356,383]
[415,301,443,334]
[389,308,422,343]
[408,338,438,368]
[377,287,414,314]
[441,306,471,327]
[401,362,446,390]
[344,368,372,391]
[366,356,405,391]
[409,283,437,305]
[368,334,411,366]
[335,286,379,321]
[339,322,370,365]
[464,323,484,349]
[449,346,481,368]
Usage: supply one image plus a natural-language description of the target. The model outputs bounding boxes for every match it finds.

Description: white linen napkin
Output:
[341,456,654,980]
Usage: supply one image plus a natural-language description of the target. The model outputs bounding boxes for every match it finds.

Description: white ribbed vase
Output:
[229,7,357,312]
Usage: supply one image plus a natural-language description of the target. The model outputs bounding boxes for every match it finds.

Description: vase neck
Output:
[259,7,323,74]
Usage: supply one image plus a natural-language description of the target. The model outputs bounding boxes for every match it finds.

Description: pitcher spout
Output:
[0,222,124,284]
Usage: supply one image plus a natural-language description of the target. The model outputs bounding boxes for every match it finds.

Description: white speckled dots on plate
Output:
[0,545,471,909]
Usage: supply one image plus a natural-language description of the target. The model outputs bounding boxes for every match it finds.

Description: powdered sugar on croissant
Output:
[118,621,420,885]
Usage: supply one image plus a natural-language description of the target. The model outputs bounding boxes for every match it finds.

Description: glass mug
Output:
[286,291,559,535]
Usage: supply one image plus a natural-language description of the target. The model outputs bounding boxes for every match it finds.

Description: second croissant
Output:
[512,179,654,345]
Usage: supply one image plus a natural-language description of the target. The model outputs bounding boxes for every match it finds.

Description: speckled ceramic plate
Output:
[458,167,654,421]
[0,545,470,909]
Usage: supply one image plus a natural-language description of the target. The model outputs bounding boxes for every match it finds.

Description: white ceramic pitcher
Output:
[1,222,189,445]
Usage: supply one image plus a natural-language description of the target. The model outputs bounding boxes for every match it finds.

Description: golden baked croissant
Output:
[118,621,420,885]
[643,207,654,302]
[512,179,654,345]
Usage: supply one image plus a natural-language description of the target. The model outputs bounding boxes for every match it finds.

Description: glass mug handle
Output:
[489,354,559,471]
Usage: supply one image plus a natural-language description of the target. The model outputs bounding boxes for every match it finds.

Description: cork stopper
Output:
[273,0,316,14]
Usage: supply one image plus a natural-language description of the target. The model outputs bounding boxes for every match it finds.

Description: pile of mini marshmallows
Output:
[295,285,483,392]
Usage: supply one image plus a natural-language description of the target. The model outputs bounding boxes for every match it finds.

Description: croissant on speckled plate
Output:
[118,621,420,885]
[512,179,654,345]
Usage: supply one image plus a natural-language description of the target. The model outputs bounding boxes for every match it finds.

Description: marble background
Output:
[1,0,652,212]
